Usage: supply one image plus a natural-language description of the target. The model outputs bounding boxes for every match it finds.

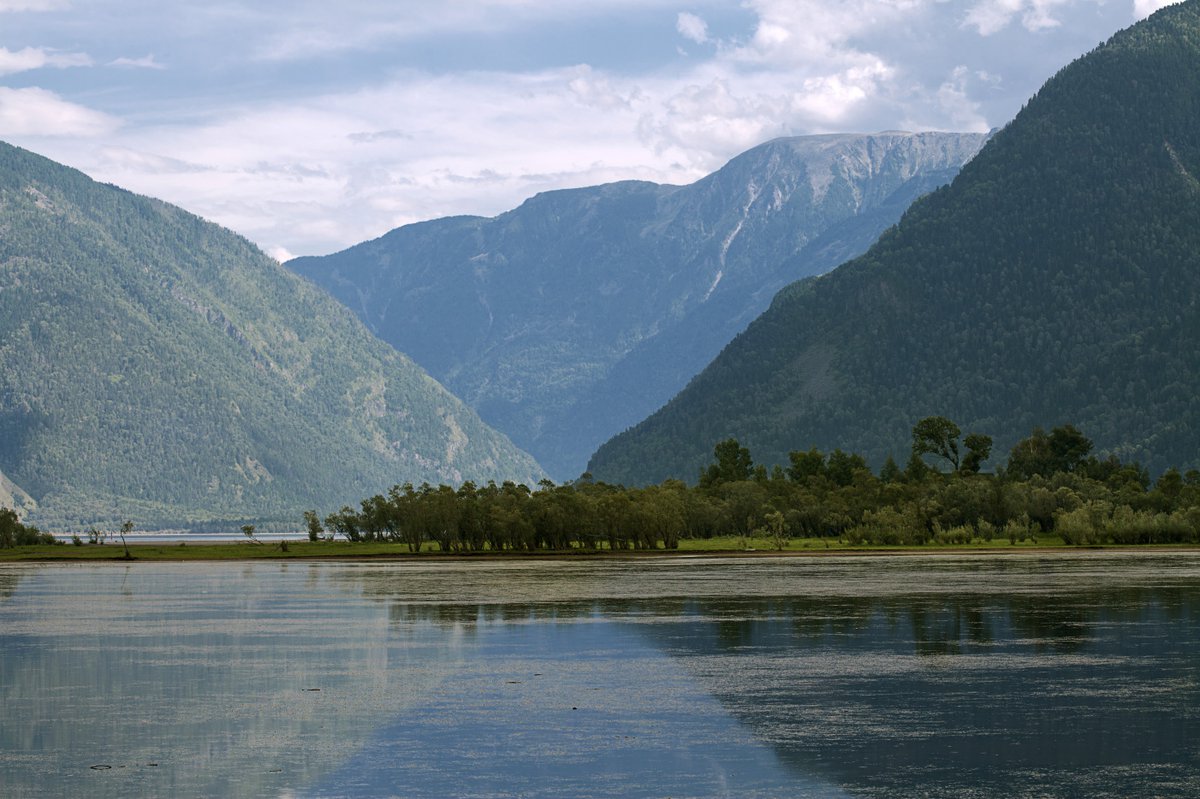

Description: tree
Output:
[758,510,789,551]
[303,510,324,542]
[826,449,869,487]
[904,451,930,482]
[700,438,753,489]
[787,448,825,483]
[1007,425,1094,479]
[879,455,902,483]
[241,524,261,545]
[960,433,993,475]
[912,416,961,472]
[119,520,134,559]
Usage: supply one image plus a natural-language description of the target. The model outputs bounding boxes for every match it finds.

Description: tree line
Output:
[306,418,1200,551]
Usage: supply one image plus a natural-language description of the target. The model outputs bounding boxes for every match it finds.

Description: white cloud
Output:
[964,0,1071,36]
[268,246,295,263]
[676,12,709,44]
[0,46,91,76]
[567,65,640,110]
[731,0,925,66]
[0,0,1154,256]
[1133,0,1184,18]
[934,65,989,130]
[109,54,166,70]
[0,87,119,136]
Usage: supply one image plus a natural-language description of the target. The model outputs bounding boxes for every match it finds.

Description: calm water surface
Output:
[1,553,1198,798]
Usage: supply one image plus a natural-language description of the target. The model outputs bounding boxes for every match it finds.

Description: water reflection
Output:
[1,554,1198,797]
[343,553,1200,797]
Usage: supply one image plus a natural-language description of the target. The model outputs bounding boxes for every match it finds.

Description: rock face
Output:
[289,131,988,478]
[587,3,1200,485]
[0,141,542,530]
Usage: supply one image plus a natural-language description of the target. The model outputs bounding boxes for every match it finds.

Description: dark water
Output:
[1,553,1198,798]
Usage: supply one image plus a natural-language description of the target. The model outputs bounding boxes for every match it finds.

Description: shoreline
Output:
[4,542,1200,564]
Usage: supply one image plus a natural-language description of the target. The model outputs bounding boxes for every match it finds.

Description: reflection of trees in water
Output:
[0,570,21,601]
[328,562,1200,795]
[372,583,1200,661]
[646,588,1200,797]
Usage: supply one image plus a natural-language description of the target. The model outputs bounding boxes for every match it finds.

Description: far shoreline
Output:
[4,541,1200,564]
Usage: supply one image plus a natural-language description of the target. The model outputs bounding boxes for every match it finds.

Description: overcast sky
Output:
[0,0,1184,258]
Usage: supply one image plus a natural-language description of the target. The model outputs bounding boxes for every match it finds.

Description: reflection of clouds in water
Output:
[304,620,840,799]
[2,554,1200,797]
[0,563,467,799]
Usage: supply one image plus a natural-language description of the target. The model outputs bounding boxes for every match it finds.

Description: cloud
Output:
[267,245,295,263]
[0,0,67,10]
[250,0,687,61]
[934,66,989,130]
[94,146,210,175]
[963,0,1071,36]
[567,65,640,110]
[348,129,412,143]
[729,0,924,66]
[0,46,91,76]
[109,54,166,70]
[0,0,1151,257]
[1133,0,1184,18]
[676,12,709,44]
[0,87,119,136]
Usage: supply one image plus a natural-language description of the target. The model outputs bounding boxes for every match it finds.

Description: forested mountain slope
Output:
[289,132,986,478]
[588,2,1200,485]
[0,142,542,530]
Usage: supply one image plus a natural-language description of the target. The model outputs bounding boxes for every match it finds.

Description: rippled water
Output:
[2,553,1198,797]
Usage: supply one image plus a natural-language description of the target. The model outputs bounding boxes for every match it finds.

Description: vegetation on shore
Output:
[297,419,1199,553]
[0,534,1084,562]
[4,418,1197,561]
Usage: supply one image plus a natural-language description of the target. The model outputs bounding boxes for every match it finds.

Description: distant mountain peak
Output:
[289,130,986,479]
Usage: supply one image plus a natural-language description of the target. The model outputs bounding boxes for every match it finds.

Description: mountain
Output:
[0,142,542,530]
[288,132,988,479]
[587,2,1200,485]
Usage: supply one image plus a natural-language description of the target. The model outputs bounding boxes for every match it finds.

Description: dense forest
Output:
[0,141,542,531]
[301,420,1200,552]
[588,3,1200,486]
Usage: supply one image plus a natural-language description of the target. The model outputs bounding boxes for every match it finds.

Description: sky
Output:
[0,0,1185,259]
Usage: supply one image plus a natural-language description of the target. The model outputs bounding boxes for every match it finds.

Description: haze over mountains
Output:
[589,2,1200,485]
[0,142,541,530]
[289,131,988,479]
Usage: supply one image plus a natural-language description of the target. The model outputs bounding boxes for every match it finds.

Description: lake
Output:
[2,552,1198,797]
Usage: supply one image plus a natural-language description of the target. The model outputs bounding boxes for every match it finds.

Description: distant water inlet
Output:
[1,553,1199,798]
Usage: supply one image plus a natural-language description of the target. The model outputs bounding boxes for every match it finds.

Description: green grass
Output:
[2,533,1154,562]
[674,534,1069,552]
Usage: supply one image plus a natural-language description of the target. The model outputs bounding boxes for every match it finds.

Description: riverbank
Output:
[4,535,1200,562]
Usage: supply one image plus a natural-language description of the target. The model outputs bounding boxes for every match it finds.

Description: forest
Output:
[306,419,1200,552]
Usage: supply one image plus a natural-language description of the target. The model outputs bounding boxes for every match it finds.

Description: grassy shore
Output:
[4,533,1182,562]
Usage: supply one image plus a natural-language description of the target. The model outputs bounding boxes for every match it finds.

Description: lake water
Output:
[2,553,1198,798]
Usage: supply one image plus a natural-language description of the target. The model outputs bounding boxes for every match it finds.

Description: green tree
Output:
[700,438,754,489]
[119,520,135,559]
[879,455,902,483]
[303,510,324,542]
[1007,425,1094,479]
[960,433,993,475]
[787,448,826,483]
[912,416,961,472]
[240,523,260,545]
